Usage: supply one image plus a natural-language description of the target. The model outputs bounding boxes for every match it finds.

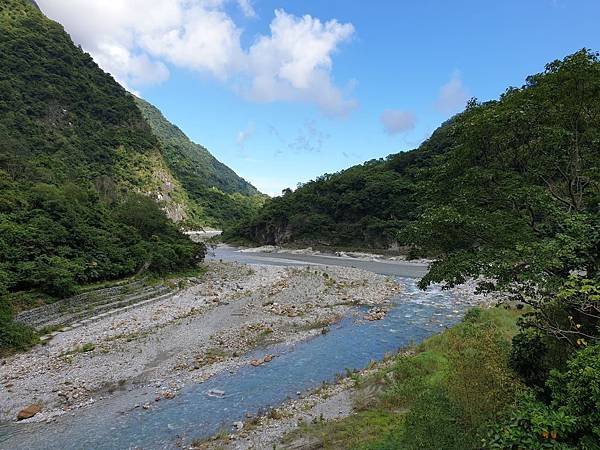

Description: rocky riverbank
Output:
[236,245,432,264]
[193,363,380,450]
[0,261,400,424]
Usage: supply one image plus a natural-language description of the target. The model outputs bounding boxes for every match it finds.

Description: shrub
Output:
[548,343,600,447]
[487,344,600,449]
[0,300,38,355]
[509,327,553,389]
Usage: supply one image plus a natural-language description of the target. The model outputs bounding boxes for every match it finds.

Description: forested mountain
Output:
[226,51,600,258]
[0,0,258,350]
[135,98,264,228]
[0,0,205,298]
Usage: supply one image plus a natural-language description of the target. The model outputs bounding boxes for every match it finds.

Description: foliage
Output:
[487,343,600,449]
[403,50,600,295]
[0,301,38,355]
[509,276,600,391]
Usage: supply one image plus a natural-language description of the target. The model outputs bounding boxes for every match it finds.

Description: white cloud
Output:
[237,0,256,18]
[244,10,356,117]
[435,71,469,114]
[380,109,416,135]
[37,1,355,116]
[92,44,170,90]
[236,122,255,150]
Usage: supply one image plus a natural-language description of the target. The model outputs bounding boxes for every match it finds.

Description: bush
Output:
[509,327,553,389]
[485,391,577,449]
[487,344,600,449]
[510,277,600,393]
[548,343,600,447]
[0,301,38,355]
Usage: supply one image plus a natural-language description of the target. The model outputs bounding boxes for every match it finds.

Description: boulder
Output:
[207,389,225,398]
[17,404,42,420]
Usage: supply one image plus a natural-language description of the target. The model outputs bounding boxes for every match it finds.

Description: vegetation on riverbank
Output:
[287,303,600,449]
[284,307,523,449]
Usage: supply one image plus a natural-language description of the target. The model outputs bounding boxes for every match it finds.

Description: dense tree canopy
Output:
[406,50,600,293]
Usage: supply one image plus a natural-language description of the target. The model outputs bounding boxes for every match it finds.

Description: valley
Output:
[1,1,599,449]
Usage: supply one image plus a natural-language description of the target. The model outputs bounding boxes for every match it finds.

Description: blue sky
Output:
[38,0,600,196]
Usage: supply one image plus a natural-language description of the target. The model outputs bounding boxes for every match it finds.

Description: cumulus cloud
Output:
[37,1,355,116]
[237,0,256,18]
[435,71,469,114]
[243,10,356,116]
[380,109,416,135]
[93,44,170,89]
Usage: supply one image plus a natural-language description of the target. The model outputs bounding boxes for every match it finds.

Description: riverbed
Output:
[0,246,487,449]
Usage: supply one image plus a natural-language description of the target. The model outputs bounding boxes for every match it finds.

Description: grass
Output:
[283,306,524,450]
[61,342,96,357]
[287,409,405,449]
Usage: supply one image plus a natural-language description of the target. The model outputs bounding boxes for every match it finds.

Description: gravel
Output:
[0,261,400,423]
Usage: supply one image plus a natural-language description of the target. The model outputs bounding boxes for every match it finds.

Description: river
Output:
[0,246,470,450]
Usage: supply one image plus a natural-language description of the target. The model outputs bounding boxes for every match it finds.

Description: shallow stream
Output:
[0,248,468,449]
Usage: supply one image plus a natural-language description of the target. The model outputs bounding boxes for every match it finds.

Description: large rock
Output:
[17,404,42,420]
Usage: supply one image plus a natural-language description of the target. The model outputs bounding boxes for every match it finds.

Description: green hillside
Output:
[223,114,455,249]
[135,98,265,228]
[135,98,258,197]
[0,0,206,349]
[226,51,600,260]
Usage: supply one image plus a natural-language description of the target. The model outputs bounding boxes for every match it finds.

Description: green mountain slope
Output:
[0,0,265,352]
[135,98,265,228]
[0,0,205,305]
[135,98,258,197]
[224,117,455,249]
[226,50,600,258]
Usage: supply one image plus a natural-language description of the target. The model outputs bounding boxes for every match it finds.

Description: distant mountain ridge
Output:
[135,98,258,197]
[135,98,265,228]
